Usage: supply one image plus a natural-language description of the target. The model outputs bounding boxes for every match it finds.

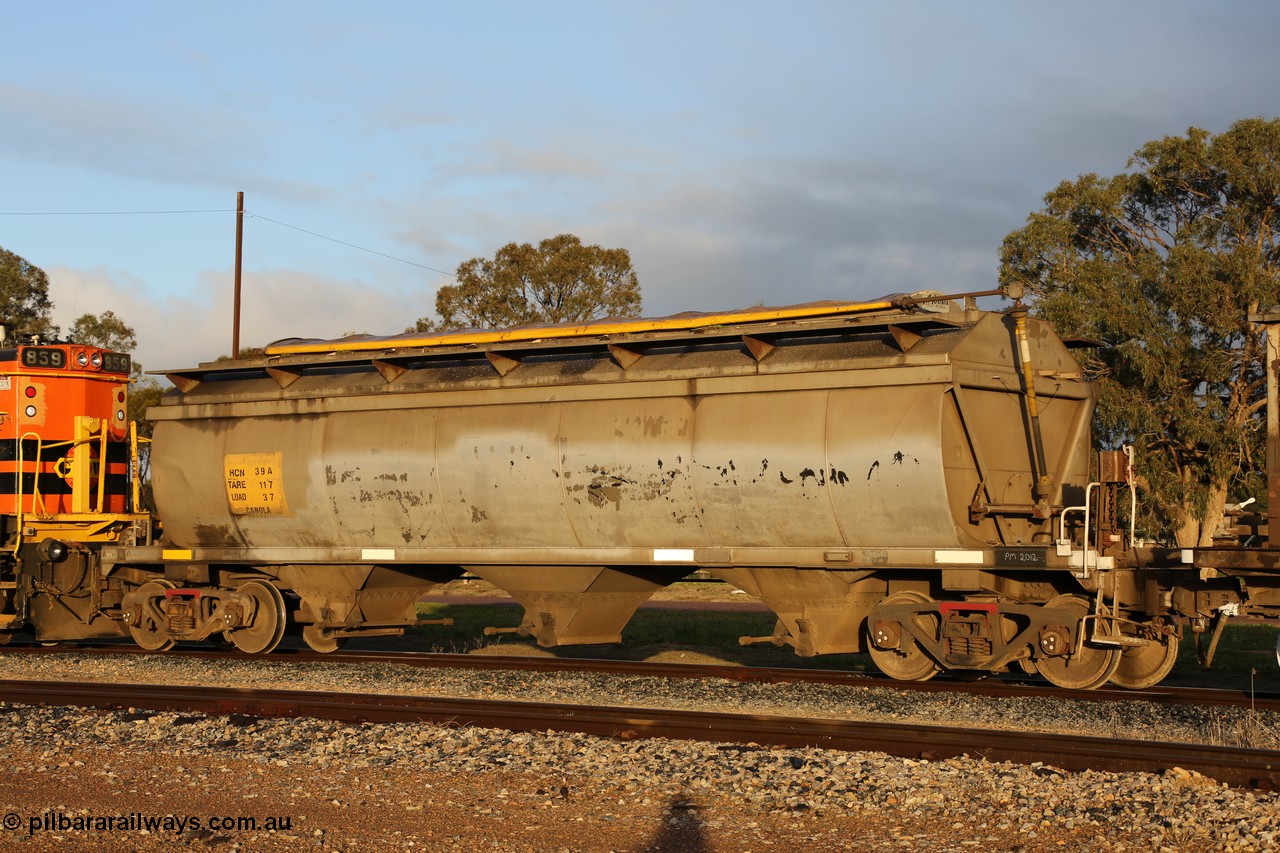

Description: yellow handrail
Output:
[96,418,108,513]
[13,431,45,555]
[131,420,140,513]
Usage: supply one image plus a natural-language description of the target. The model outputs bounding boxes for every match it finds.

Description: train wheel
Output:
[128,580,177,651]
[868,591,941,682]
[229,580,286,655]
[1036,594,1120,690]
[302,625,347,653]
[1110,632,1180,690]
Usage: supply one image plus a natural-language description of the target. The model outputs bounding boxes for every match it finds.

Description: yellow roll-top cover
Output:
[264,297,905,356]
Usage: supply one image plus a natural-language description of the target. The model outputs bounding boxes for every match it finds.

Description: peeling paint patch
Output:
[585,467,633,511]
[356,488,425,508]
[771,463,846,487]
[470,505,489,523]
[588,484,623,510]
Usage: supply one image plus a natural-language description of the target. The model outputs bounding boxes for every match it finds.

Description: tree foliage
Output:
[0,246,54,335]
[412,234,641,331]
[70,310,137,358]
[214,347,267,362]
[1000,118,1280,546]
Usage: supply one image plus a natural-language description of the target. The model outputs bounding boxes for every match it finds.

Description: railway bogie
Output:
[5,290,1280,691]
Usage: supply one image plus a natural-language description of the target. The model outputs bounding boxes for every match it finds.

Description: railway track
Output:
[5,642,1279,712]
[0,677,1276,790]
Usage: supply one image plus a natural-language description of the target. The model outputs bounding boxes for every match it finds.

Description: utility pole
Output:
[233,191,244,358]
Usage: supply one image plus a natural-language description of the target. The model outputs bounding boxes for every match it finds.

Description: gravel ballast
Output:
[0,651,1278,851]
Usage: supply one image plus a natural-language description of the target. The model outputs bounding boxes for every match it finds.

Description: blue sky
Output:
[2,1,1277,371]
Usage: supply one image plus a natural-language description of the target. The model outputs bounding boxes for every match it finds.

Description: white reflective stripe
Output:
[653,548,696,563]
[361,548,396,561]
[933,550,985,565]
[1181,549,1195,565]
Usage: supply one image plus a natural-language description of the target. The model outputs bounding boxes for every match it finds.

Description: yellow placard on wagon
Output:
[224,452,289,516]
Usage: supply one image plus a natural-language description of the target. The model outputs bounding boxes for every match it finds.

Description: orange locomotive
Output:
[0,331,149,640]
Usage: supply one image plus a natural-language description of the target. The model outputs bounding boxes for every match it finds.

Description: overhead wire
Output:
[246,213,454,276]
[0,208,233,215]
[0,207,454,277]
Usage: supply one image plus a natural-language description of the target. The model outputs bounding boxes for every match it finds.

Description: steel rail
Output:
[4,643,1279,713]
[308,649,1280,712]
[0,678,1277,791]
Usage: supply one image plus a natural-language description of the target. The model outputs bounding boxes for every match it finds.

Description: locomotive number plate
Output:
[994,548,1046,567]
[224,452,289,516]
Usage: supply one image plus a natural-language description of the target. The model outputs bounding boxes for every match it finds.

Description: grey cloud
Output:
[579,156,1021,309]
[0,83,330,204]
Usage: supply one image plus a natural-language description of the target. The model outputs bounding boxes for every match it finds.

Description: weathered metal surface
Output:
[472,564,690,646]
[149,307,1094,565]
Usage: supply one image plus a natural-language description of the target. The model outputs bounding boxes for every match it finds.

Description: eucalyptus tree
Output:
[1001,118,1280,546]
[411,234,641,332]
[0,246,54,336]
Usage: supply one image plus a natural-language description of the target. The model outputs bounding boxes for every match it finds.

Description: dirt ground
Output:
[428,576,761,605]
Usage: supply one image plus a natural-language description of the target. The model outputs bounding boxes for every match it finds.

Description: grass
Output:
[408,600,1280,688]
[1165,622,1280,693]
[407,600,869,668]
